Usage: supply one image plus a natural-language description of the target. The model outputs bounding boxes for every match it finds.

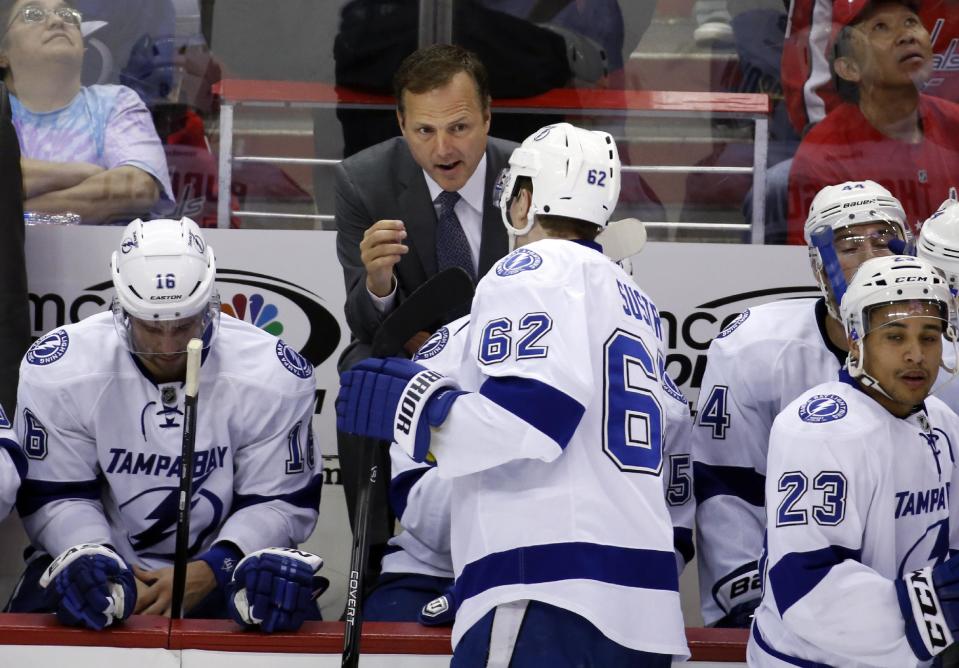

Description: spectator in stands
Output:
[0,0,173,224]
[785,0,959,243]
[334,44,514,587]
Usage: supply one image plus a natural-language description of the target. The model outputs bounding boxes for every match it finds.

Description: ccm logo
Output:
[895,276,929,283]
[908,569,951,650]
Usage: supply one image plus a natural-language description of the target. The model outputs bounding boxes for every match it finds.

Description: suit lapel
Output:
[479,140,510,277]
[397,143,438,279]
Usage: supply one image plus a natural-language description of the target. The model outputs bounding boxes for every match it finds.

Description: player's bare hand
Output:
[403,330,432,357]
[361,220,408,297]
[133,561,217,616]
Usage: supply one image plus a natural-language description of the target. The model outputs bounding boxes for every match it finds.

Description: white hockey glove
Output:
[228,547,325,632]
[39,544,136,630]
[897,558,959,660]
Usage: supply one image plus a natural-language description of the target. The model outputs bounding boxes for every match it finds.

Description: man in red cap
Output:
[785,0,959,244]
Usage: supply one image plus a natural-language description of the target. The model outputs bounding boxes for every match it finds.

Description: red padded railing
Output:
[0,614,748,660]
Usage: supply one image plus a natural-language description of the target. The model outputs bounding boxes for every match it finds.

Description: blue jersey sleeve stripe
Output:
[674,527,695,565]
[479,376,585,450]
[16,477,101,516]
[769,544,862,615]
[752,623,832,667]
[693,461,765,506]
[389,466,429,519]
[232,474,323,513]
[0,438,27,481]
[455,541,678,604]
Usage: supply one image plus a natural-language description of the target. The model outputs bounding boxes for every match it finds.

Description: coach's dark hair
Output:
[393,44,490,115]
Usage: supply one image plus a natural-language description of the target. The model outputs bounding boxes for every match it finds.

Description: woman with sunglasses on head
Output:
[0,0,172,225]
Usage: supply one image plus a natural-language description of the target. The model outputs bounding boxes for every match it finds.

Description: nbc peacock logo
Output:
[221,293,285,336]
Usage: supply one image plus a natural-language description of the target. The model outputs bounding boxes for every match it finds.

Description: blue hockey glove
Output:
[418,586,457,627]
[336,357,464,462]
[713,598,759,629]
[39,544,136,630]
[898,559,959,660]
[228,547,325,633]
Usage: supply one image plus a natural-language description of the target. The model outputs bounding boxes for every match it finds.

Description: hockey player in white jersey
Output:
[337,123,689,665]
[749,254,959,666]
[0,405,25,520]
[692,180,910,627]
[6,218,324,632]
[917,197,959,411]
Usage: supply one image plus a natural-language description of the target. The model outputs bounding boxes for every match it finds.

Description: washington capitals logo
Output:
[496,249,543,277]
[26,330,69,366]
[413,327,450,361]
[222,293,284,336]
[799,394,848,423]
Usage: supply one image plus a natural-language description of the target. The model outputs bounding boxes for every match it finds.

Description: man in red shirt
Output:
[786,0,959,244]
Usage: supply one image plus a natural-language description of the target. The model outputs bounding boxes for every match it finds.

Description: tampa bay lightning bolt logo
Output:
[533,125,555,141]
[26,330,70,366]
[276,340,313,379]
[496,249,543,277]
[899,519,950,578]
[799,394,848,423]
[121,232,139,254]
[717,309,750,339]
[0,403,9,429]
[188,231,206,254]
[413,327,450,361]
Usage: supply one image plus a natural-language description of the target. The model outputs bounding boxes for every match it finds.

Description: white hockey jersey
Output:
[0,403,25,520]
[15,311,320,570]
[692,297,846,624]
[749,376,959,667]
[385,314,696,580]
[430,239,689,658]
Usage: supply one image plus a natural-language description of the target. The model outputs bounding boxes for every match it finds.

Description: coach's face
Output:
[130,315,204,382]
[859,301,943,416]
[398,71,491,192]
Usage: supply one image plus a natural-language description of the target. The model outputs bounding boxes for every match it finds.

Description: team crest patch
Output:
[717,310,750,339]
[27,330,70,366]
[413,327,450,361]
[496,249,543,277]
[0,403,9,429]
[275,340,313,379]
[799,394,848,423]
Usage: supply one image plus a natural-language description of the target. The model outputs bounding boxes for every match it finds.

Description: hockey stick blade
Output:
[598,218,647,263]
[343,267,475,668]
[171,338,203,620]
[811,224,847,307]
[370,266,475,357]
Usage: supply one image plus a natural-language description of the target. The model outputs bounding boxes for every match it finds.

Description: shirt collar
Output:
[424,153,488,214]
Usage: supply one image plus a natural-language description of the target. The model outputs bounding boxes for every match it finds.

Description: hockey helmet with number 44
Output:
[840,255,957,387]
[111,217,220,353]
[494,123,621,241]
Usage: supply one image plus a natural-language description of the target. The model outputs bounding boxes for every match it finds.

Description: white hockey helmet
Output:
[840,255,957,388]
[917,198,959,291]
[110,217,220,352]
[804,180,909,318]
[494,123,620,244]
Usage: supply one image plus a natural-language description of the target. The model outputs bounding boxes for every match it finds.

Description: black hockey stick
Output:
[171,338,203,620]
[342,267,474,668]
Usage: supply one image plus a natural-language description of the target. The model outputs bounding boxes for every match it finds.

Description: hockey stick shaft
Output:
[171,338,203,620]
[811,224,847,307]
[342,267,474,668]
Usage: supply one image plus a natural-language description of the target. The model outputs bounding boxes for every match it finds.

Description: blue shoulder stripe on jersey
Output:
[16,477,101,516]
[455,542,679,605]
[479,376,585,451]
[232,474,322,513]
[751,623,832,667]
[674,527,694,565]
[0,438,27,481]
[693,462,765,506]
[769,544,862,615]
[389,466,429,519]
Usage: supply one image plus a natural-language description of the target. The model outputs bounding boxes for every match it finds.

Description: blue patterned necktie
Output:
[435,190,475,282]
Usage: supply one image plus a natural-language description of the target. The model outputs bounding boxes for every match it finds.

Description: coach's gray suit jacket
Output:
[335,135,516,368]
